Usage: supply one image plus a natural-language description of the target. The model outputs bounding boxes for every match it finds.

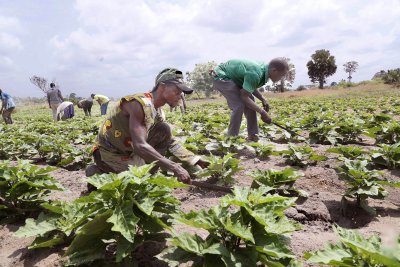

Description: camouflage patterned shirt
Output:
[94,92,200,165]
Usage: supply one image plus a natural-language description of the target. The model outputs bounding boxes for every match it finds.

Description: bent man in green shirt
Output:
[212,58,288,141]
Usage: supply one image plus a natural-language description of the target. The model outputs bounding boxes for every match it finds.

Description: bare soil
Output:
[1,141,399,267]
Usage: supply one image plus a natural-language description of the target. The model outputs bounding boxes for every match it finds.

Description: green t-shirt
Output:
[214,59,269,93]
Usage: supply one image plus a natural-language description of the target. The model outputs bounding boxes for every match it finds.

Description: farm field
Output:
[1,84,400,266]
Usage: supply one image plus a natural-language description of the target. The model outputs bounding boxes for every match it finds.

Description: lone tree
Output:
[307,49,337,89]
[343,61,359,83]
[276,57,295,92]
[186,61,218,98]
[29,76,57,94]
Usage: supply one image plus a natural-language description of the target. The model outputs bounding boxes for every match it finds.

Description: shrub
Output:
[382,68,400,84]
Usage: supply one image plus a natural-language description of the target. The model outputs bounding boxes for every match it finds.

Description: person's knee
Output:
[232,103,245,114]
[148,122,172,144]
[155,122,172,139]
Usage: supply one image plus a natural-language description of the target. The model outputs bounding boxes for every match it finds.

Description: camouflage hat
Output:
[155,68,193,94]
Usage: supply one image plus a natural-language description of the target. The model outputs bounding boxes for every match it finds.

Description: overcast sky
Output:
[1,0,399,98]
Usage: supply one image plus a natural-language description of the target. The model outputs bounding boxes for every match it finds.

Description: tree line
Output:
[30,51,400,99]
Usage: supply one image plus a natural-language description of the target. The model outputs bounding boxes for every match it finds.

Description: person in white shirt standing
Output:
[46,83,64,121]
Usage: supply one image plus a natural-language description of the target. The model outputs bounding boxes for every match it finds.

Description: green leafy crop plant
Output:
[0,160,63,222]
[195,153,241,186]
[280,143,327,167]
[250,167,308,197]
[337,159,400,214]
[159,186,302,267]
[16,164,186,265]
[305,225,400,266]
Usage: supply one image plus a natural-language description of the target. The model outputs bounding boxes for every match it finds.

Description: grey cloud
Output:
[192,1,265,33]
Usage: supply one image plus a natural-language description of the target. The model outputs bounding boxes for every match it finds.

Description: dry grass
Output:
[187,83,399,107]
[266,83,398,99]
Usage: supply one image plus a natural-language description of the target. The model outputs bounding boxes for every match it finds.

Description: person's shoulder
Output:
[121,98,144,115]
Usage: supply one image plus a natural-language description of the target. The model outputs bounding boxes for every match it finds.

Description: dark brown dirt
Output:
[1,140,399,267]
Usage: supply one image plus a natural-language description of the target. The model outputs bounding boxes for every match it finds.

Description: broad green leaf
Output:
[15,213,58,237]
[115,234,141,262]
[147,173,188,188]
[170,232,206,255]
[304,243,354,266]
[174,207,221,230]
[221,246,258,267]
[65,210,113,265]
[128,163,154,178]
[336,226,400,267]
[29,234,65,249]
[157,246,198,267]
[223,214,254,244]
[107,200,139,243]
[202,242,230,256]
[86,173,116,189]
[220,186,250,207]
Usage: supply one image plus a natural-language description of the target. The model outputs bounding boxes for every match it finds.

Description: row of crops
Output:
[0,111,99,169]
[1,91,400,266]
[2,161,399,266]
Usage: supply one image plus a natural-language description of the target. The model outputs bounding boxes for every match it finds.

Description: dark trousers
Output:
[213,79,258,136]
[83,106,92,116]
[2,107,14,124]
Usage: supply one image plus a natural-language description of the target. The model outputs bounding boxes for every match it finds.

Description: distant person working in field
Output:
[91,93,109,115]
[211,58,288,142]
[86,68,208,184]
[47,83,64,122]
[56,101,74,121]
[170,92,187,113]
[0,89,16,124]
[77,98,93,116]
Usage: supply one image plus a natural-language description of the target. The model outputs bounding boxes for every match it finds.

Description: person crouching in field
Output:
[0,89,16,124]
[77,98,93,116]
[86,68,208,186]
[211,58,288,142]
[56,101,74,121]
[91,93,110,115]
[47,83,64,121]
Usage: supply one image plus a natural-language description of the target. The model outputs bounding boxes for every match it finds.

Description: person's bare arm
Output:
[239,89,271,123]
[252,89,269,112]
[0,100,5,113]
[122,101,191,183]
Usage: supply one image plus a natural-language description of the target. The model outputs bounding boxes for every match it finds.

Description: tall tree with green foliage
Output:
[186,61,218,98]
[307,49,337,89]
[343,61,359,83]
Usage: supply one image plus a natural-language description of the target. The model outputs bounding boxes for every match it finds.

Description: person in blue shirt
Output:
[0,89,16,124]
